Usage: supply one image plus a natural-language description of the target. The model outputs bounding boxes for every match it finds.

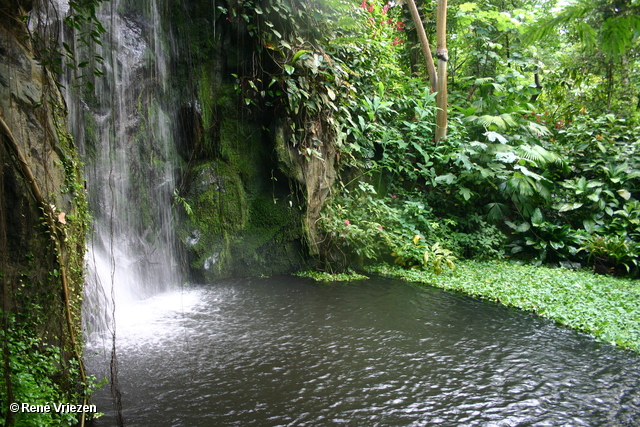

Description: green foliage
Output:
[172,189,193,216]
[369,260,640,352]
[450,0,536,80]
[294,269,369,282]
[214,0,640,277]
[527,0,640,116]
[393,237,456,275]
[220,0,350,160]
[0,312,102,426]
[496,113,640,272]
[580,235,640,275]
[447,214,507,259]
[319,182,402,262]
[527,0,640,61]
[30,0,106,89]
[318,180,503,270]
[506,208,583,264]
[456,72,549,140]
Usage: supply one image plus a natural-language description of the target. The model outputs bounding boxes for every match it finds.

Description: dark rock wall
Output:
[0,0,88,403]
[0,0,87,331]
[170,0,312,281]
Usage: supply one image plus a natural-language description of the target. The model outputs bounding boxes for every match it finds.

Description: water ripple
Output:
[87,276,640,426]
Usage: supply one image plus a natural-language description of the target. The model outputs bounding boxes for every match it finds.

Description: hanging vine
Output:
[222,0,353,160]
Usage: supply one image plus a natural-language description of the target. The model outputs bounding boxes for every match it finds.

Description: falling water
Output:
[50,3,640,424]
[61,0,182,336]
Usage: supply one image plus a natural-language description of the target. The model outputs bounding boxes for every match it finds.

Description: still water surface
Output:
[86,276,640,426]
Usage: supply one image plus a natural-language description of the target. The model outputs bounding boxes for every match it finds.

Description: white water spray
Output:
[60,0,182,337]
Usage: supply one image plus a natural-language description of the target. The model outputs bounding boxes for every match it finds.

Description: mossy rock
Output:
[179,160,246,278]
[179,160,306,281]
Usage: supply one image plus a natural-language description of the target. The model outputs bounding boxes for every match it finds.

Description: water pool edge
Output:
[366,259,640,354]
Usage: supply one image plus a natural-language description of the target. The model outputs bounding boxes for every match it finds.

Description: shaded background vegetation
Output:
[274,0,640,276]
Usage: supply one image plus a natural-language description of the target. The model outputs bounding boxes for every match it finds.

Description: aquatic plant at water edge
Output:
[369,260,640,352]
[294,270,369,282]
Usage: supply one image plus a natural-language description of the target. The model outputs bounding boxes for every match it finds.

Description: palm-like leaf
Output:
[468,113,517,130]
[516,144,560,167]
[525,0,640,60]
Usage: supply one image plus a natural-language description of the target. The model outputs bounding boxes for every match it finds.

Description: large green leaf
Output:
[531,208,544,227]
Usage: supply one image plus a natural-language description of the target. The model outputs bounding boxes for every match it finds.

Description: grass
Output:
[367,260,640,353]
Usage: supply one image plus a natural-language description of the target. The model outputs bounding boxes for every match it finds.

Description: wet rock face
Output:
[1,3,72,276]
[166,1,313,281]
[177,148,306,282]
[1,0,87,345]
[176,103,205,160]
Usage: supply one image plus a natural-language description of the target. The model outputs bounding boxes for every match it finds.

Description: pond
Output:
[86,276,640,426]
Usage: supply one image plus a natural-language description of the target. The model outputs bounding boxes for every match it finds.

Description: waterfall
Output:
[61,0,183,336]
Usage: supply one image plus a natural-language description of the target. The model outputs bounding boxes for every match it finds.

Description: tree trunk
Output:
[406,0,437,92]
[435,0,448,141]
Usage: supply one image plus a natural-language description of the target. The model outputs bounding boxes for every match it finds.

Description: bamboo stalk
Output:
[406,0,437,92]
[435,0,448,141]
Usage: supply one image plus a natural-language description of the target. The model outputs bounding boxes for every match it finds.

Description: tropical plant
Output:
[393,235,456,274]
[318,182,403,263]
[506,207,584,264]
[579,234,640,275]
[527,0,640,115]
[1,311,103,426]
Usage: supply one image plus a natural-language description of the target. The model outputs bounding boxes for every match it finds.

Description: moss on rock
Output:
[173,11,312,282]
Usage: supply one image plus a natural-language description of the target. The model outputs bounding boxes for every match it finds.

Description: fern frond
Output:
[516,144,559,166]
[469,115,506,130]
[601,15,640,59]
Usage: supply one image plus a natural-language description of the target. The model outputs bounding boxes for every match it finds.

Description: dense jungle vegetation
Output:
[236,0,640,275]
[2,0,639,425]
[244,0,640,350]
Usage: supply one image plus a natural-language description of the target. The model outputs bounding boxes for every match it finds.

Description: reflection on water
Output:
[86,276,640,426]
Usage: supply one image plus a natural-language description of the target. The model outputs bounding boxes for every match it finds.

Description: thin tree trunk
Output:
[435,0,448,141]
[406,0,437,92]
[530,68,542,102]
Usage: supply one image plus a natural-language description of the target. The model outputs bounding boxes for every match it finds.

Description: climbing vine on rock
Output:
[1,1,98,425]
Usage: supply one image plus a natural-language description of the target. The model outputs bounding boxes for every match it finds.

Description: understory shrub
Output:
[0,312,93,427]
